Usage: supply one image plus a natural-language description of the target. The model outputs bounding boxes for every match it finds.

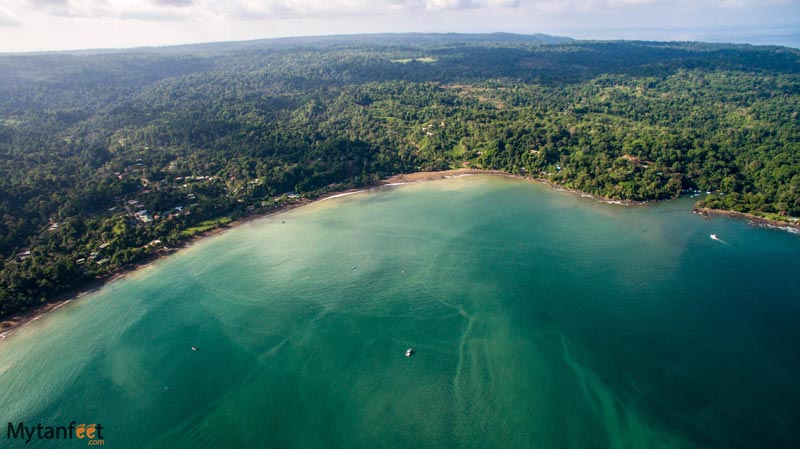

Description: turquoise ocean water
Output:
[1,175,798,448]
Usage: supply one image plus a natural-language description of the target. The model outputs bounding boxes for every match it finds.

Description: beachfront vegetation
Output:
[1,33,799,317]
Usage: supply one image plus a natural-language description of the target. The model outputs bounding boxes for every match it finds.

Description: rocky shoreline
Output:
[692,207,800,234]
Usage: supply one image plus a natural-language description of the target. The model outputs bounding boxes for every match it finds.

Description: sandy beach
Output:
[1,168,792,339]
[382,169,648,206]
[381,169,511,184]
[0,182,384,338]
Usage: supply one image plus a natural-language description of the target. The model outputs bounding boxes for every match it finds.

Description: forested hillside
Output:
[1,34,799,318]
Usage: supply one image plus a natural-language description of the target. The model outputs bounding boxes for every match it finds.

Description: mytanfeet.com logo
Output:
[6,422,105,445]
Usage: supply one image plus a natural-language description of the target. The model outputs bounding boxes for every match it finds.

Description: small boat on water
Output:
[406,348,413,357]
[710,234,719,241]
[191,346,198,351]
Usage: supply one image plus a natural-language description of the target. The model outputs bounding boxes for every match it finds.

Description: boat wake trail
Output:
[710,234,729,245]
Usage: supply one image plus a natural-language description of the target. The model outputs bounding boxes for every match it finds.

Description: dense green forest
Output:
[1,33,799,318]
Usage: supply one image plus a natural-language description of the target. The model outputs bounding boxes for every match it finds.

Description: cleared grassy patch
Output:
[180,216,233,237]
[390,57,436,63]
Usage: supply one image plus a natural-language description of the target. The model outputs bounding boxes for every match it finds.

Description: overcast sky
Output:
[0,0,798,52]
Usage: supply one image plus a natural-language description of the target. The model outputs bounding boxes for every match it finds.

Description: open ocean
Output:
[1,175,799,448]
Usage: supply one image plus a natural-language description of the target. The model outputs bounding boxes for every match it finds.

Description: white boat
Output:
[405,348,413,357]
[710,234,718,240]
[191,346,198,351]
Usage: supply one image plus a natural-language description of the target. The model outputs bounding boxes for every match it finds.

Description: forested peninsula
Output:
[1,33,799,319]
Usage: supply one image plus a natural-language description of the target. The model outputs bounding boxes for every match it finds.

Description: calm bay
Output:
[1,175,798,448]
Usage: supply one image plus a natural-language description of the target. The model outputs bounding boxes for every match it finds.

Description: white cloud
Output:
[215,0,524,20]
[27,0,70,6]
[6,0,526,22]
[153,0,195,6]
[0,17,21,27]
[0,4,21,26]
[2,0,797,23]
[21,0,113,18]
[421,0,519,10]
[606,0,661,5]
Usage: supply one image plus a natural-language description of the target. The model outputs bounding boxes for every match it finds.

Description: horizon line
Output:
[1,30,797,57]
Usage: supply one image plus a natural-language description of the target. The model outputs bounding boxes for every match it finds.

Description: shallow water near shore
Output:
[1,175,799,448]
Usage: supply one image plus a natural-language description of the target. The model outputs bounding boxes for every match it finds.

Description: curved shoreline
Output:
[382,169,648,206]
[0,183,378,339]
[0,195,320,339]
[0,169,792,340]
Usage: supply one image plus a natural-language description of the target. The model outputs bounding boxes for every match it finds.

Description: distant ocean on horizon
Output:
[1,175,798,448]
